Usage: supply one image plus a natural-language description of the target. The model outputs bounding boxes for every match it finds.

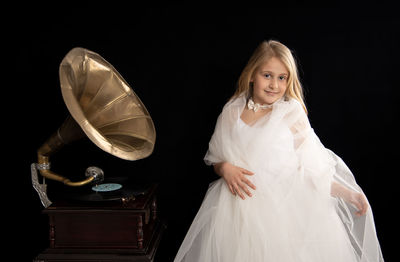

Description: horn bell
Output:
[59,47,156,161]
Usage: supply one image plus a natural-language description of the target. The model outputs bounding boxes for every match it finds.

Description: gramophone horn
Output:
[36,47,156,186]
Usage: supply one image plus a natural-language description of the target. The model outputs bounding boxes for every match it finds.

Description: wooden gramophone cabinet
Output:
[34,184,165,262]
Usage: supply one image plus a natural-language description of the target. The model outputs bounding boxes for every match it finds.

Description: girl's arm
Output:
[331,181,368,216]
[288,104,369,217]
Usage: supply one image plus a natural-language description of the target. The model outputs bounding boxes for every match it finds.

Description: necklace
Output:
[247,97,273,112]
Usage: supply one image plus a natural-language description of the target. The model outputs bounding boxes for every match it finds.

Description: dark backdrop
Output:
[7,3,397,261]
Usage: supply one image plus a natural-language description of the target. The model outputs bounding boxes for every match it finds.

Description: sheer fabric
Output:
[174,94,383,262]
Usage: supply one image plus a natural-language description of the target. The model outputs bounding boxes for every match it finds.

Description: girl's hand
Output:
[331,181,368,216]
[214,162,256,199]
[346,191,369,217]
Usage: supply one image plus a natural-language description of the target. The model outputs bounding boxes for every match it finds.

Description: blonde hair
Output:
[231,40,307,114]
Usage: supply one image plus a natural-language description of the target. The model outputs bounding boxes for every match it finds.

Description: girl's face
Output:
[251,56,288,105]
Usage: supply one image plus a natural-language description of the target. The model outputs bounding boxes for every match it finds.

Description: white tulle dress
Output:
[174,94,384,262]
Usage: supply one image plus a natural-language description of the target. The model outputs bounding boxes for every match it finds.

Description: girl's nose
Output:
[269,78,278,89]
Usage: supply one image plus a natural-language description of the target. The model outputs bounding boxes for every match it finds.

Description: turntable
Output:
[32,48,165,261]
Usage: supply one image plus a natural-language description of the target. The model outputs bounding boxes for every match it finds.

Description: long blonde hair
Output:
[231,40,307,114]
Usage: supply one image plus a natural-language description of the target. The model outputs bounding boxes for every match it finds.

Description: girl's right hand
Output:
[213,162,256,200]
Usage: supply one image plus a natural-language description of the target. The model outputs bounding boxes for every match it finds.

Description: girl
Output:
[174,40,384,262]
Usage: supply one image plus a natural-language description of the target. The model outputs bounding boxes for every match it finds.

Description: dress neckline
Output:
[238,104,272,127]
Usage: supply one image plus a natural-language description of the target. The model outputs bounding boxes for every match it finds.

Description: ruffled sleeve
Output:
[287,100,336,196]
[204,112,224,166]
[203,95,246,166]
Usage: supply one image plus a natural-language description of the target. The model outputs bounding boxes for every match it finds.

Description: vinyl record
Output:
[62,178,152,202]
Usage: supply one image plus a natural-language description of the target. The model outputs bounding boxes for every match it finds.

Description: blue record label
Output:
[92,183,122,192]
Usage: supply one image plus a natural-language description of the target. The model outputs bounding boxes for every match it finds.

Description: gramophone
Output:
[33,48,164,262]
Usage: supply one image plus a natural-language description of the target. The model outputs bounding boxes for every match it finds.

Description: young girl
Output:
[174,40,384,262]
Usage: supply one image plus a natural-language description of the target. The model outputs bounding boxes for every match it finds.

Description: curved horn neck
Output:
[37,116,96,186]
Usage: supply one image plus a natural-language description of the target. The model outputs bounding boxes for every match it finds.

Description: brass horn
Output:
[36,47,156,187]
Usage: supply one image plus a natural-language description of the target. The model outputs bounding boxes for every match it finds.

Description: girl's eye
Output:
[279,76,287,80]
[264,74,271,78]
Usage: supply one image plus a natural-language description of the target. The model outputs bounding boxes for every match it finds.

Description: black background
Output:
[6,3,398,261]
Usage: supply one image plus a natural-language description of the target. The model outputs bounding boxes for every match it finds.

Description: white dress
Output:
[174,95,384,262]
